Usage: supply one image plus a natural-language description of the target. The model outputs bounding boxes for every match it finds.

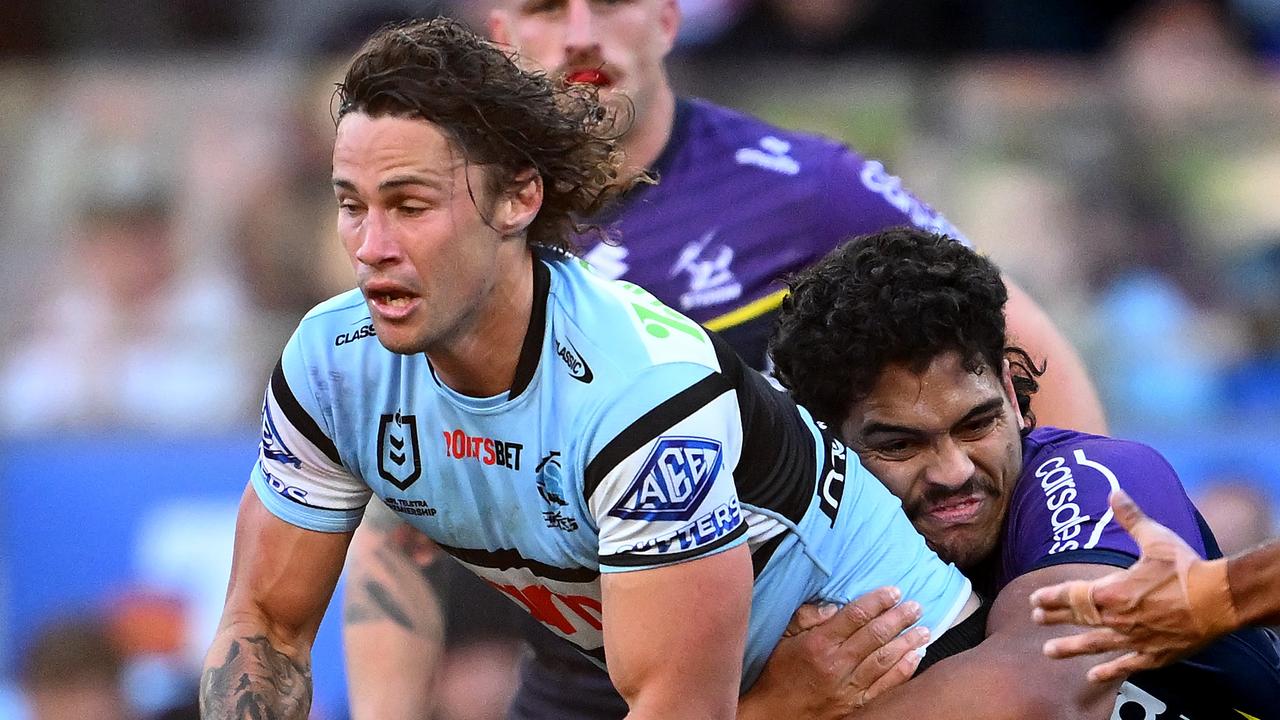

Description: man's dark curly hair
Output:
[769,227,1044,433]
[335,17,632,252]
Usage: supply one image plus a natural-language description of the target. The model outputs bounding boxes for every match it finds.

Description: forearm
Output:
[343,507,445,720]
[201,615,313,720]
[1003,277,1107,434]
[850,639,1113,719]
[1227,540,1280,627]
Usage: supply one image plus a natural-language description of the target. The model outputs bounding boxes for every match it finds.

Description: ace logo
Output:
[609,437,722,522]
[378,412,422,491]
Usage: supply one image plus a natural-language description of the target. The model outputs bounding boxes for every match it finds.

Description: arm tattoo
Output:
[344,580,415,630]
[200,635,312,720]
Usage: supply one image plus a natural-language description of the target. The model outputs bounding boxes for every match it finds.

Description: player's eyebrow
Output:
[953,398,1004,427]
[860,398,1005,438]
[332,174,450,193]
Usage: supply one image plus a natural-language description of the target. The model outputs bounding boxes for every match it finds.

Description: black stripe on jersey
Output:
[750,531,787,577]
[582,372,733,501]
[509,259,552,400]
[580,646,607,666]
[270,358,342,466]
[707,331,818,524]
[599,521,747,568]
[436,543,599,584]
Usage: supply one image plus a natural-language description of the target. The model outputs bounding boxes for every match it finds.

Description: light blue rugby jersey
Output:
[252,248,972,690]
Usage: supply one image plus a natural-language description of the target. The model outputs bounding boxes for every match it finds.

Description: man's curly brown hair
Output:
[335,17,633,252]
[769,227,1044,433]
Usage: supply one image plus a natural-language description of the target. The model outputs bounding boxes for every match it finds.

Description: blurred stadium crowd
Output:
[1,1,1278,719]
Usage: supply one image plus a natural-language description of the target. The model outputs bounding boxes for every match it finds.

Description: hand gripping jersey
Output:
[253,251,972,691]
[580,98,968,370]
[989,428,1280,720]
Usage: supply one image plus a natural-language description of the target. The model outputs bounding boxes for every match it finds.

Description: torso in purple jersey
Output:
[509,97,969,720]
[980,427,1280,720]
[579,97,966,370]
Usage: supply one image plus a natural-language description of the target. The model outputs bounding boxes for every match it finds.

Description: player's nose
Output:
[354,210,403,267]
[923,438,976,490]
[563,0,602,57]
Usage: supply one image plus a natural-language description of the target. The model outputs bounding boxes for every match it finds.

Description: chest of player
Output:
[340,379,598,568]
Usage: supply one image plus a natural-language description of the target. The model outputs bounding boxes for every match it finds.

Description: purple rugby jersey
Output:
[990,427,1280,719]
[577,97,967,371]
[995,426,1208,590]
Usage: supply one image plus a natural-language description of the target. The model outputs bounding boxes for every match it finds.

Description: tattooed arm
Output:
[343,499,446,720]
[201,486,352,719]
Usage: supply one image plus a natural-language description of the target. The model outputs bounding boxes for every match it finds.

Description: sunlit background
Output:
[2,1,1278,718]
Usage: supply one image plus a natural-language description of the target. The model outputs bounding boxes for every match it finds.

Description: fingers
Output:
[1108,489,1146,534]
[1086,652,1159,684]
[818,586,903,640]
[854,627,930,706]
[785,603,839,636]
[1042,627,1133,659]
[1030,605,1080,626]
[1029,582,1071,614]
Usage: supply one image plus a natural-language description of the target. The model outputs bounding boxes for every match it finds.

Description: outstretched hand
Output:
[1028,489,1237,682]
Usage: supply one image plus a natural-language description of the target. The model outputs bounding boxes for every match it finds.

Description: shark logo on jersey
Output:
[671,229,743,310]
[536,452,567,506]
[609,437,723,521]
[537,451,578,531]
[378,412,422,491]
[735,136,800,176]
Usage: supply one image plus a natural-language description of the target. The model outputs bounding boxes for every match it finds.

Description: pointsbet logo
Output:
[442,429,524,471]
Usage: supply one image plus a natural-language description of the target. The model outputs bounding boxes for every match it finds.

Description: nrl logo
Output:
[378,412,422,491]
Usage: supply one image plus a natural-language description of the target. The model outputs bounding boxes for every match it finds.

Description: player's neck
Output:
[427,248,535,398]
[619,81,676,179]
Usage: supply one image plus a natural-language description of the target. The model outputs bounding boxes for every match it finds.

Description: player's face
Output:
[841,352,1025,571]
[332,113,521,355]
[489,0,679,127]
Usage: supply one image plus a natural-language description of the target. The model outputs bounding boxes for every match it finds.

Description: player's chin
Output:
[373,323,430,356]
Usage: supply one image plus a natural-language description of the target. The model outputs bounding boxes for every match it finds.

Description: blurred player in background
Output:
[764,228,1280,719]
[342,2,1111,719]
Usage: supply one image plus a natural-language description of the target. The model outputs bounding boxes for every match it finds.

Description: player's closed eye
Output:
[956,415,998,440]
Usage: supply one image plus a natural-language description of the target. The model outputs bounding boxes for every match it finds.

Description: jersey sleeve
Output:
[821,145,972,248]
[249,328,371,533]
[579,363,749,573]
[1005,436,1207,578]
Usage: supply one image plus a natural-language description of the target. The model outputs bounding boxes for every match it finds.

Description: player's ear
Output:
[1001,359,1026,431]
[656,0,681,54]
[488,6,513,46]
[494,168,543,238]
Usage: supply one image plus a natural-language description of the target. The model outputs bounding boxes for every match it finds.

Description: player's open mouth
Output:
[365,286,421,320]
[925,494,985,525]
[565,69,612,87]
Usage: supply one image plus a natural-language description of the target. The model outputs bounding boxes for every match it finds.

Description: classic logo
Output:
[554,337,594,383]
[609,437,723,521]
[818,437,848,527]
[334,322,376,347]
[670,229,743,310]
[859,160,970,245]
[378,412,422,491]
